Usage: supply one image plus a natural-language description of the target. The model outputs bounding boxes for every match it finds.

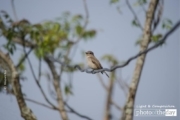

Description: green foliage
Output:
[132,19,139,27]
[0,12,96,58]
[64,84,73,95]
[3,40,16,55]
[110,0,119,4]
[151,34,162,42]
[32,21,68,58]
[71,15,83,24]
[134,0,147,6]
[82,30,96,40]
[136,34,163,45]
[162,19,173,30]
[0,11,13,24]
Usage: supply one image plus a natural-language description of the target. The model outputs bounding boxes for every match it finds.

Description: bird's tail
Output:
[101,71,109,78]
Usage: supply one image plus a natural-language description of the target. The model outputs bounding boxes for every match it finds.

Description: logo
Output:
[3,70,7,90]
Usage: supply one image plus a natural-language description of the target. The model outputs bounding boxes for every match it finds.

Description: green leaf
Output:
[134,0,147,6]
[132,19,139,27]
[34,48,45,58]
[72,15,83,23]
[19,63,25,72]
[82,30,96,40]
[110,0,119,4]
[151,34,162,42]
[64,85,73,95]
[3,40,16,55]
[162,19,173,30]
[76,25,83,35]
[53,23,61,32]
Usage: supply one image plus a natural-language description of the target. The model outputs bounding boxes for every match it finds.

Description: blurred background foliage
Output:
[0,0,173,95]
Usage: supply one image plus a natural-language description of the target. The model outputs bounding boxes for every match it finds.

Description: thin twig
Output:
[110,100,123,111]
[96,74,122,111]
[11,0,18,21]
[83,0,89,22]
[116,77,128,97]
[126,0,143,30]
[97,74,108,90]
[152,0,163,32]
[38,58,42,81]
[26,55,58,109]
[65,102,93,120]
[21,38,58,110]
[115,70,128,96]
[74,0,89,44]
[25,98,59,110]
[16,48,33,68]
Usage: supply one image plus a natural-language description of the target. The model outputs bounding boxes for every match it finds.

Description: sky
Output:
[0,0,179,120]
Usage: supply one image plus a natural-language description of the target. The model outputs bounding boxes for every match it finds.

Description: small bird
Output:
[85,51,109,78]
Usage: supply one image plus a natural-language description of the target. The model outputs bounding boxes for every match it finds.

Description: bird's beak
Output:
[85,52,88,54]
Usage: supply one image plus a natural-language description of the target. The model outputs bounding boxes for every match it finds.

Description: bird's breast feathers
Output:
[86,56,99,69]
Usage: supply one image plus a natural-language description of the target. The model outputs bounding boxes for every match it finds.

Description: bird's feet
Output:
[91,69,96,74]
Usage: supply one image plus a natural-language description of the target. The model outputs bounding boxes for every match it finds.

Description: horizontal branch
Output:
[49,20,180,74]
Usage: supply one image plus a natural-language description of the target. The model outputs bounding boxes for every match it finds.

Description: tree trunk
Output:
[44,57,69,120]
[121,0,158,120]
[0,50,37,120]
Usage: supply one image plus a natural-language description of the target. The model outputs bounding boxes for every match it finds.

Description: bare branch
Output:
[38,58,42,81]
[152,0,164,32]
[96,74,122,112]
[110,100,123,111]
[20,39,58,110]
[104,74,115,120]
[25,98,59,111]
[126,0,143,30]
[16,47,34,68]
[97,74,108,90]
[65,102,93,120]
[11,0,18,21]
[26,54,58,109]
[74,0,89,44]
[115,69,129,96]
[116,74,129,97]
[12,37,36,47]
[83,0,89,24]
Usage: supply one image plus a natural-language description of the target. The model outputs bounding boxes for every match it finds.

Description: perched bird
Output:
[85,51,109,78]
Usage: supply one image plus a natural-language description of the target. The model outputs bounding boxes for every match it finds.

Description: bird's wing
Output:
[90,56,103,69]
